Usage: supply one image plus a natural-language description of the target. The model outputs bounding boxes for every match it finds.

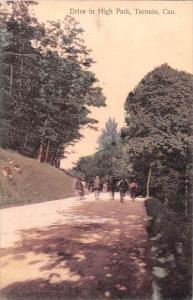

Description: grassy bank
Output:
[0,148,75,208]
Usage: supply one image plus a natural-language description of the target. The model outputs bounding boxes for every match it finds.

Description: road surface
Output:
[0,193,152,300]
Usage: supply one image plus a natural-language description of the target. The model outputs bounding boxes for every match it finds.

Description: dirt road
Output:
[0,193,152,300]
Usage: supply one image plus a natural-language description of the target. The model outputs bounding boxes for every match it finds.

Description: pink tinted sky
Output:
[33,1,192,169]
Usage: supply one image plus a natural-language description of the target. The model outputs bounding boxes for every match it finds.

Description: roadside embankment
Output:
[145,197,192,300]
[0,148,75,207]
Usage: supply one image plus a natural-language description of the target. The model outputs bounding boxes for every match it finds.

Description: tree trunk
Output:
[10,65,13,96]
[45,140,50,163]
[19,57,23,99]
[185,175,188,217]
[37,142,43,163]
[49,153,55,165]
[23,128,29,149]
[0,50,3,110]
[55,148,60,168]
[146,166,152,198]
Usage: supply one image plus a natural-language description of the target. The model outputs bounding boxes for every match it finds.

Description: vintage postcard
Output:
[0,0,192,299]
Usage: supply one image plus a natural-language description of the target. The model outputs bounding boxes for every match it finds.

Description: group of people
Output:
[75,175,138,202]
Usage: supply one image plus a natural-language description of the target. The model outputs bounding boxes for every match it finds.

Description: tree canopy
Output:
[0,1,106,167]
[124,63,193,207]
[98,118,120,150]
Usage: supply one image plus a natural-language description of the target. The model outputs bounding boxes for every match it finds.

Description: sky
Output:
[33,1,192,169]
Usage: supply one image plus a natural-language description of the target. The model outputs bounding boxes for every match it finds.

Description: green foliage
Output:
[126,64,192,298]
[145,197,192,299]
[0,1,106,166]
[98,118,120,151]
[75,118,130,180]
[124,64,193,207]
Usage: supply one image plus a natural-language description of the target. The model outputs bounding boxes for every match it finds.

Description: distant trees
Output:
[75,118,129,180]
[0,1,105,167]
[98,118,120,150]
[97,118,129,177]
[124,63,193,211]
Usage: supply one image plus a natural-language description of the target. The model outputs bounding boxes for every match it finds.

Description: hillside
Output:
[0,148,75,208]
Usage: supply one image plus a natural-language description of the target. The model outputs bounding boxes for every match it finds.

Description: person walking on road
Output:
[88,178,94,192]
[129,179,138,202]
[93,176,101,200]
[108,177,117,200]
[119,177,128,202]
[75,177,85,200]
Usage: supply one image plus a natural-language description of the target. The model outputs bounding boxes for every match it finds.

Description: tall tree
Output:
[124,64,193,208]
[98,118,120,150]
[0,1,106,167]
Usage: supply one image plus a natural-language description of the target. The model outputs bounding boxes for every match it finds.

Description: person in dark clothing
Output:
[93,176,101,200]
[88,179,94,192]
[75,177,84,200]
[108,177,117,200]
[129,179,138,202]
[119,178,128,202]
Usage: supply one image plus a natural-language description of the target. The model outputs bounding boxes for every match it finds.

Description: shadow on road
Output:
[0,200,152,300]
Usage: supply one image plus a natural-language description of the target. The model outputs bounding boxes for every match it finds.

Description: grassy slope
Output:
[0,148,75,208]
